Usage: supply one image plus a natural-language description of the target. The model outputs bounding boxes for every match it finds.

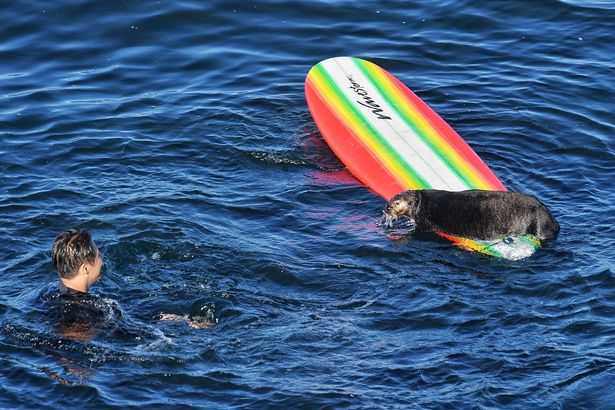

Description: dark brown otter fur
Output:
[384,189,559,241]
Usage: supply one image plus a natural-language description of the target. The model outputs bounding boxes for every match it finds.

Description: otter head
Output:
[384,191,420,221]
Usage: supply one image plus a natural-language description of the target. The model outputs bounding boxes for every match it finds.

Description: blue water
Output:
[1,0,614,408]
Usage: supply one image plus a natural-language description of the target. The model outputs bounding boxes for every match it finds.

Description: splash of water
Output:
[377,212,416,240]
[377,212,397,228]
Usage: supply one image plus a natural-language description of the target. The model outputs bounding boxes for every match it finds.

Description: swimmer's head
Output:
[51,229,102,282]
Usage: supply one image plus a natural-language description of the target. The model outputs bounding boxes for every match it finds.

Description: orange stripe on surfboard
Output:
[357,59,505,191]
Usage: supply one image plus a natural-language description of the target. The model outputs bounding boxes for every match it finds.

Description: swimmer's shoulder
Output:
[40,283,104,323]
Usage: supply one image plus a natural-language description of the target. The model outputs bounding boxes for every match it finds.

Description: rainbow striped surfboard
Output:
[305,57,540,259]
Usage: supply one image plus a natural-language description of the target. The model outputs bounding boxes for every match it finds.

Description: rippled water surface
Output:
[2,1,614,408]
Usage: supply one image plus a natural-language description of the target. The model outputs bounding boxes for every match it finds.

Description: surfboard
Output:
[305,56,540,259]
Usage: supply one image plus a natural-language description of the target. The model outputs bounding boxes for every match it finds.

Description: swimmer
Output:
[46,228,107,341]
[49,229,213,333]
[383,189,559,242]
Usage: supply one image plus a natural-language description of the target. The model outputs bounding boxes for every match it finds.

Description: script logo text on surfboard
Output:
[347,75,391,120]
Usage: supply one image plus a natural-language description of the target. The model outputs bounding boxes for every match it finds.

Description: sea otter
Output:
[383,189,559,242]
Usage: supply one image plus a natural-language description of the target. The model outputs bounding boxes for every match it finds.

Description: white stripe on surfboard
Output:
[322,57,469,191]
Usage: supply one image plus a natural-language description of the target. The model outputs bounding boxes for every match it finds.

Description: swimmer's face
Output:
[86,247,104,287]
[384,192,416,219]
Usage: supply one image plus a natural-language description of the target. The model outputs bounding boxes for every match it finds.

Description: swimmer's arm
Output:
[159,313,212,329]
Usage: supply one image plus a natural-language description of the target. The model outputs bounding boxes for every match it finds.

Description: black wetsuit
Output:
[48,287,106,324]
[40,283,165,343]
[41,284,125,341]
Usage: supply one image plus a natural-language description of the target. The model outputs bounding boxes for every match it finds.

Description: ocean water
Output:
[1,0,614,408]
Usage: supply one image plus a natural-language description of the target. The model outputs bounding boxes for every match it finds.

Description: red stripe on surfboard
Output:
[383,70,507,191]
[305,77,406,199]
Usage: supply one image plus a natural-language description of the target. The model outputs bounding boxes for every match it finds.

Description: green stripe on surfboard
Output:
[353,58,481,190]
[313,64,432,189]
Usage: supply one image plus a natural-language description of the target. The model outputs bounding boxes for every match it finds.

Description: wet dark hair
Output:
[51,229,98,279]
